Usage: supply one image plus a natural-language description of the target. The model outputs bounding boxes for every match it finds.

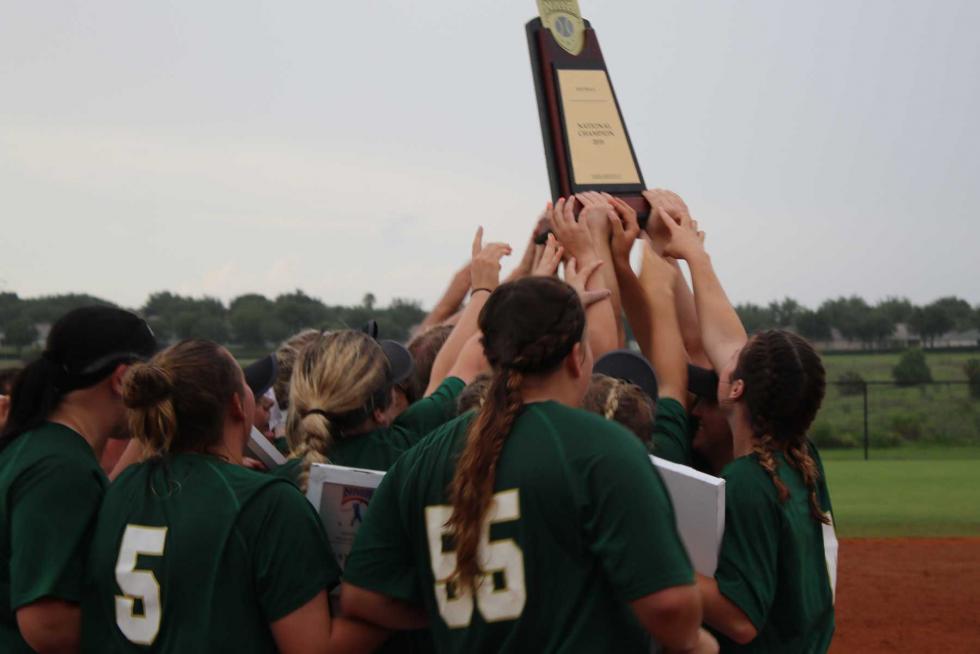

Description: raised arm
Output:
[651,199,747,372]
[425,227,510,395]
[577,192,625,346]
[642,190,709,367]
[416,262,471,334]
[550,197,618,358]
[637,243,688,406]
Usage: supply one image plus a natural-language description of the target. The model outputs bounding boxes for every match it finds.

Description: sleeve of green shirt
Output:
[581,428,695,601]
[648,397,693,465]
[713,465,780,630]
[392,377,465,440]
[9,456,105,609]
[343,460,420,603]
[244,481,342,622]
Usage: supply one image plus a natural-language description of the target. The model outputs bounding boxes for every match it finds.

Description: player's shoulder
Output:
[0,423,104,491]
[721,454,782,508]
[524,401,643,452]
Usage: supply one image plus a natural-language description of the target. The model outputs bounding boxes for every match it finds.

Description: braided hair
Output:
[733,329,828,524]
[447,277,586,592]
[285,331,392,491]
[582,374,655,445]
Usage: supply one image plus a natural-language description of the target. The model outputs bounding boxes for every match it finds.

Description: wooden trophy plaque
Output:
[527,2,650,229]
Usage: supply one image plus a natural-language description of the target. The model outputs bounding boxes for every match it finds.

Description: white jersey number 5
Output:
[114,524,168,645]
[425,489,526,628]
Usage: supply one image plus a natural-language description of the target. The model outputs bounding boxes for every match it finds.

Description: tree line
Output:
[735,296,979,348]
[0,290,426,352]
[1,291,978,353]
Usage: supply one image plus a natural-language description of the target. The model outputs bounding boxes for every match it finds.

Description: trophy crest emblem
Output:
[537,0,585,56]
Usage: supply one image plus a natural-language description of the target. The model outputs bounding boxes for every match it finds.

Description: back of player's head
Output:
[479,276,585,373]
[455,372,492,415]
[447,277,586,592]
[583,373,655,445]
[285,330,392,491]
[733,329,825,443]
[733,329,829,524]
[403,324,453,403]
[1,306,157,446]
[273,329,320,411]
[123,339,244,457]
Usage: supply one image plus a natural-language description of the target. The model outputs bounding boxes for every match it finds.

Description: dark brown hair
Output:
[447,277,586,591]
[733,329,828,524]
[123,339,243,457]
[583,373,655,445]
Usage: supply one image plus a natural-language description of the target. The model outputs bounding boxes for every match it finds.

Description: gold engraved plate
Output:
[537,0,585,56]
[556,69,641,185]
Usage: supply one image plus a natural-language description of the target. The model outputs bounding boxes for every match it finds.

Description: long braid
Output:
[785,442,831,524]
[447,369,524,589]
[752,433,789,503]
[736,329,828,522]
[446,277,585,592]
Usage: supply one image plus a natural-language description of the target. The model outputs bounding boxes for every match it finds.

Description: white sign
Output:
[246,427,287,469]
[650,456,726,577]
[306,463,385,570]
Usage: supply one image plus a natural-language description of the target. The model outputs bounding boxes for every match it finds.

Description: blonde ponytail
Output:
[285,331,391,491]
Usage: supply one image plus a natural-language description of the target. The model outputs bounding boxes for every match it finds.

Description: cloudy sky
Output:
[2,1,978,310]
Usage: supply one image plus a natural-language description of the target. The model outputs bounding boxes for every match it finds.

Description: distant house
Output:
[812,323,979,351]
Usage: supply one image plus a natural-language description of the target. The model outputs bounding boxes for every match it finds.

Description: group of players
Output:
[0,189,835,653]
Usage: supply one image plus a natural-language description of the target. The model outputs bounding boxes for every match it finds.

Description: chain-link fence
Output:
[811,381,980,458]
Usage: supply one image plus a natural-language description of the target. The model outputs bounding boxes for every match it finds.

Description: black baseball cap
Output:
[594,349,659,402]
[360,320,415,386]
[243,354,277,398]
[687,364,720,400]
[44,306,158,392]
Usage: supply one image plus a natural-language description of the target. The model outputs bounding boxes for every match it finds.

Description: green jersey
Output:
[648,397,692,464]
[82,453,340,653]
[713,443,835,653]
[0,423,107,654]
[345,401,694,654]
[276,376,465,480]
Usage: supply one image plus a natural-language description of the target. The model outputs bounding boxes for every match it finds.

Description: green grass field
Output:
[823,447,980,538]
[812,350,980,451]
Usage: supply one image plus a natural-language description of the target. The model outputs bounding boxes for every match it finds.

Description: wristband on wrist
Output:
[472,287,494,296]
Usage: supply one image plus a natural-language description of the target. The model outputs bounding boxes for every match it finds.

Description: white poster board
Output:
[306,463,385,570]
[246,427,287,469]
[650,456,726,577]
[306,458,724,578]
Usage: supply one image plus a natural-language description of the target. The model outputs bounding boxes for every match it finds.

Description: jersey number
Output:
[424,489,526,628]
[114,524,168,645]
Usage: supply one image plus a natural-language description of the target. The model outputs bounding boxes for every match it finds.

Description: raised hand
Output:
[656,208,706,262]
[642,188,691,256]
[470,226,512,292]
[532,233,563,278]
[575,191,615,242]
[605,193,641,270]
[564,256,611,307]
[549,197,597,263]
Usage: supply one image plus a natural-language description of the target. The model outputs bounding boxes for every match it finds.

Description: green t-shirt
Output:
[276,376,465,481]
[713,443,835,653]
[648,397,692,465]
[81,453,340,653]
[0,423,107,654]
[345,401,694,654]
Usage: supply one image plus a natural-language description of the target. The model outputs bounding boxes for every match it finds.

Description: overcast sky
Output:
[2,1,978,311]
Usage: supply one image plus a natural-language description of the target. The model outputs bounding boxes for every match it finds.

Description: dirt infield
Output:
[831,538,980,652]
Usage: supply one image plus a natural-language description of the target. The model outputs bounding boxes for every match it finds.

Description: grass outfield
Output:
[823,447,980,537]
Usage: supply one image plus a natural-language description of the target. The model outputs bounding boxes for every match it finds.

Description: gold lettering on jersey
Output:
[537,0,585,56]
[556,68,641,185]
